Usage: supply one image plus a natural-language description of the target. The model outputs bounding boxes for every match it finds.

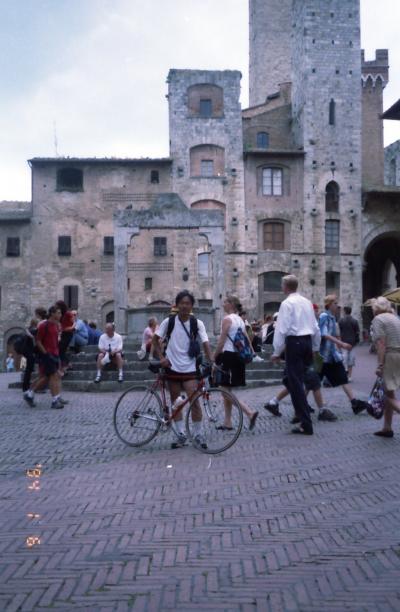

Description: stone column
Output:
[113,224,139,335]
[200,226,225,333]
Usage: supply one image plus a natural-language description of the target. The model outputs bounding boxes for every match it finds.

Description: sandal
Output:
[216,425,233,431]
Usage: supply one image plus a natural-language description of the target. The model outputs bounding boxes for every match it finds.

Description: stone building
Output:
[1,0,400,361]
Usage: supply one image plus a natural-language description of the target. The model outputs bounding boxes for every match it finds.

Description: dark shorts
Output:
[320,361,348,387]
[216,351,245,387]
[38,353,60,377]
[164,369,198,382]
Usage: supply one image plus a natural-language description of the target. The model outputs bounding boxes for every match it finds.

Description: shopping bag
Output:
[367,376,385,419]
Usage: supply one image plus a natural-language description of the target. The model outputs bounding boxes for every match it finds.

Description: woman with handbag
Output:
[213,296,258,431]
[370,296,400,438]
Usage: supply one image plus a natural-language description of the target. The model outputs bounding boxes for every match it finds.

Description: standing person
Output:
[151,290,213,449]
[69,310,88,353]
[23,305,66,409]
[94,323,124,383]
[338,306,360,381]
[6,353,15,372]
[55,300,75,375]
[271,275,321,435]
[213,296,259,431]
[319,295,368,415]
[370,297,400,438]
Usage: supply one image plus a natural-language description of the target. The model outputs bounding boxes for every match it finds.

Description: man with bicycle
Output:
[152,290,213,449]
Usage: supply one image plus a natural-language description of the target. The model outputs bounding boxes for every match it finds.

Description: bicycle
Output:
[113,362,244,454]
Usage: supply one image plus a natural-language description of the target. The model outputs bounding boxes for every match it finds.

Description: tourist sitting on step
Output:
[94,323,124,383]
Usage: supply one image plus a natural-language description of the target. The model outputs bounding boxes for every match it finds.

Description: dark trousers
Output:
[59,331,73,366]
[22,350,36,392]
[285,335,313,430]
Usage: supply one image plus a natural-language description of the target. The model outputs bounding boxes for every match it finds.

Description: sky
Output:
[1,0,400,202]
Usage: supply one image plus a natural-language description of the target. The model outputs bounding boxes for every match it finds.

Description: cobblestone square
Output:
[1,346,400,611]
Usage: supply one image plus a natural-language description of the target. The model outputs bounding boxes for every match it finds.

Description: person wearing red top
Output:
[23,305,66,410]
[55,300,75,374]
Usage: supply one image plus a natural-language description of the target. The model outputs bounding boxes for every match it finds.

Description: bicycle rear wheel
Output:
[114,385,162,447]
[185,388,243,454]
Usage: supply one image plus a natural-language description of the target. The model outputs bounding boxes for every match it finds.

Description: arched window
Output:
[329,99,336,125]
[256,132,269,149]
[325,181,339,212]
[263,222,284,250]
[56,167,83,191]
[190,145,225,177]
[325,220,340,254]
[262,167,283,196]
[187,84,224,117]
[106,311,115,323]
[263,272,285,292]
[198,253,210,278]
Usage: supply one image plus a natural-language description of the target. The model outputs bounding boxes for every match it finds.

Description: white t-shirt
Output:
[98,332,123,353]
[222,313,245,352]
[157,316,208,373]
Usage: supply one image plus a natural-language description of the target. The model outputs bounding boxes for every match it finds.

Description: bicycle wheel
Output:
[185,388,243,454]
[113,385,162,447]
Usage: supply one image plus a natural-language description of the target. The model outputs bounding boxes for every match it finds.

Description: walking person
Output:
[271,275,321,435]
[151,290,213,449]
[338,306,360,382]
[55,300,75,376]
[213,296,259,431]
[319,295,368,415]
[23,305,66,409]
[370,296,400,438]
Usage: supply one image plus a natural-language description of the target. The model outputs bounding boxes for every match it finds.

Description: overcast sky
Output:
[1,0,400,201]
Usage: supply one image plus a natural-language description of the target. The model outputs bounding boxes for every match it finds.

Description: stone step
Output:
[61,368,280,382]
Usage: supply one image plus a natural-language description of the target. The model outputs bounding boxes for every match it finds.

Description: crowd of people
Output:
[7,277,400,441]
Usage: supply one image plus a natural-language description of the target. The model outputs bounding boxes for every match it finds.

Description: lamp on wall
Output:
[310,258,318,270]
[182,267,189,281]
[310,207,318,216]
[292,258,300,269]
[232,268,239,278]
[348,260,354,271]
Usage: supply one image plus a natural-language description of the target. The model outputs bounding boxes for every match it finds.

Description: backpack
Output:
[165,314,201,358]
[13,334,28,355]
[227,327,253,364]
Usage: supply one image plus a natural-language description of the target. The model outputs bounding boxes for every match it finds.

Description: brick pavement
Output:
[1,347,400,611]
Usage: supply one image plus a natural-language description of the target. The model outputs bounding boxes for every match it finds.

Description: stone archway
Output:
[3,327,25,370]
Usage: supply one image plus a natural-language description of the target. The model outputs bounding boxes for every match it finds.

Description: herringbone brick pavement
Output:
[1,346,400,611]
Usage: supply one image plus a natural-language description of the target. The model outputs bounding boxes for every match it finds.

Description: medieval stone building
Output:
[1,0,400,360]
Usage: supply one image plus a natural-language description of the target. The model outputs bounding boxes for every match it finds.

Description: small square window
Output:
[201,160,214,177]
[154,237,167,256]
[256,132,269,149]
[199,99,212,118]
[144,277,152,291]
[6,237,20,257]
[58,235,71,256]
[103,236,114,255]
[150,170,159,184]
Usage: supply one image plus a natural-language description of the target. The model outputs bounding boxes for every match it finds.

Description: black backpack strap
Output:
[165,314,176,345]
[189,315,198,340]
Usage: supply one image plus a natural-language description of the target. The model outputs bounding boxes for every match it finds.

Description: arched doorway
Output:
[3,327,25,370]
[363,232,400,325]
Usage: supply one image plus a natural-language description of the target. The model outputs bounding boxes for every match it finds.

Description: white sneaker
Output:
[253,355,263,362]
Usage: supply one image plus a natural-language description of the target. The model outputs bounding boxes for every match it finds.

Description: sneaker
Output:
[171,433,187,449]
[264,400,281,417]
[118,373,124,383]
[51,399,64,410]
[59,397,69,405]
[94,375,102,383]
[23,393,36,407]
[351,399,368,415]
[253,355,263,362]
[318,408,338,422]
[194,434,208,450]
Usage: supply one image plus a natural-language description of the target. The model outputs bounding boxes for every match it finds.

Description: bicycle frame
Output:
[149,371,207,425]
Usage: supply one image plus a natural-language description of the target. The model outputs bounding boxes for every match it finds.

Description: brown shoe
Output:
[374,430,394,438]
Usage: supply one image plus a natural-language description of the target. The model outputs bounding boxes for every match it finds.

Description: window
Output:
[263,272,285,292]
[103,236,114,255]
[154,237,167,256]
[6,237,20,257]
[198,253,210,278]
[326,271,340,293]
[329,99,336,126]
[58,235,71,256]
[257,132,269,149]
[150,170,159,184]
[325,220,340,254]
[263,222,284,250]
[64,285,78,309]
[262,168,282,196]
[144,277,152,291]
[106,310,114,323]
[325,181,339,213]
[201,160,214,177]
[56,167,83,191]
[199,98,212,117]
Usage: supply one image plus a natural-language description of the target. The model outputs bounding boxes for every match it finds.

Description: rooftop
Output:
[28,157,172,165]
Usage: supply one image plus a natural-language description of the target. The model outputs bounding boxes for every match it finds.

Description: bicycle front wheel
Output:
[113,385,162,447]
[185,388,243,454]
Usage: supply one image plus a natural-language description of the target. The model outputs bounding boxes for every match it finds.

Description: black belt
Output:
[286,335,311,339]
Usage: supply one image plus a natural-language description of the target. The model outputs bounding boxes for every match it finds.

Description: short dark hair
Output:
[344,306,352,315]
[88,321,97,329]
[175,290,195,306]
[34,307,47,320]
[55,300,68,315]
[48,305,61,317]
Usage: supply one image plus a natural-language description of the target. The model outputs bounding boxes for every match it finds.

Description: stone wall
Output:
[385,140,400,186]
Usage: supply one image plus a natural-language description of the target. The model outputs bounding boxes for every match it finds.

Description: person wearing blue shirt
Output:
[319,295,368,415]
[69,310,88,353]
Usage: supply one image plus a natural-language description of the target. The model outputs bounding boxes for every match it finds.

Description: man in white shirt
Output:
[272,275,321,435]
[95,323,124,383]
[152,290,213,449]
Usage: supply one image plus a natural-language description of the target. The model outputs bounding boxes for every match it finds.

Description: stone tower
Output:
[249,0,292,106]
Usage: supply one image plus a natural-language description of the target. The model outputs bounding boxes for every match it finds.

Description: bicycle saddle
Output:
[148,360,161,374]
